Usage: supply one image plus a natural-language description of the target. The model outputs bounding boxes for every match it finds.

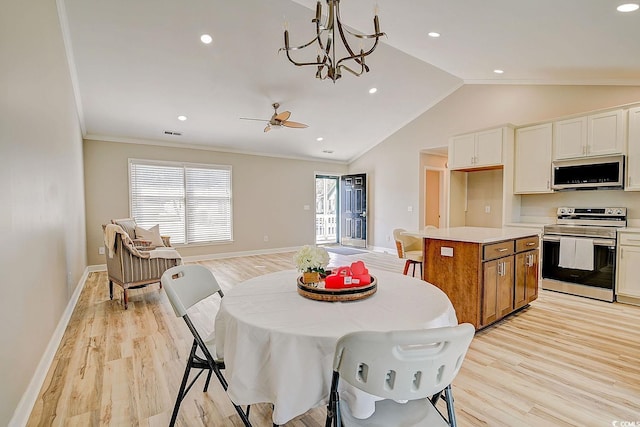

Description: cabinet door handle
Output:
[526,242,535,246]
[499,261,506,276]
[526,253,535,267]
[498,248,508,252]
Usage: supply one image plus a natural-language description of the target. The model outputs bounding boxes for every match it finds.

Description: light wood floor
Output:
[26,250,640,426]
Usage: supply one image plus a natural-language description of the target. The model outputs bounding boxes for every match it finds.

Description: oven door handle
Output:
[542,235,616,247]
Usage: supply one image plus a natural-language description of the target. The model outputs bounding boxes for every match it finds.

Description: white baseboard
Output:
[9,267,90,427]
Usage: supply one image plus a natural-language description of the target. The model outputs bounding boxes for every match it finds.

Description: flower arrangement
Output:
[293,245,330,275]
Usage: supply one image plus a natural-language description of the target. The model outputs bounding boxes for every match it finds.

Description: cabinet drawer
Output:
[483,241,514,260]
[619,233,640,246]
[516,236,539,252]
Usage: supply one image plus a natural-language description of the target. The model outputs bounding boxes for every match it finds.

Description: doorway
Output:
[315,175,338,244]
[425,167,446,228]
[315,173,368,247]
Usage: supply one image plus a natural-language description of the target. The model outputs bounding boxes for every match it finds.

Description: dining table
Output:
[213,268,458,425]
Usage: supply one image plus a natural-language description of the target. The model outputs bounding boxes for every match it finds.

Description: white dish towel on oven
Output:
[573,238,594,270]
[559,237,594,270]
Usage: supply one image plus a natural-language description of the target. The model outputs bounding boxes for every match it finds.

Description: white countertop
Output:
[620,227,640,233]
[404,226,540,244]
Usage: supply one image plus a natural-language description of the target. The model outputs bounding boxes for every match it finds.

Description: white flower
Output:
[293,245,330,272]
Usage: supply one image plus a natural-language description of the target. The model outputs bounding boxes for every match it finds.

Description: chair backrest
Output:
[333,324,475,402]
[161,265,223,318]
[393,228,423,256]
[392,228,406,258]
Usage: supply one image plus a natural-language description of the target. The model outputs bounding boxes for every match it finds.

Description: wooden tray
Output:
[297,276,377,302]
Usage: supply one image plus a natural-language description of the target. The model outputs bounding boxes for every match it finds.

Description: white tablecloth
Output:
[214,269,458,425]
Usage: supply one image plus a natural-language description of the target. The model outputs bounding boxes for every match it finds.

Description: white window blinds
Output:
[129,160,232,245]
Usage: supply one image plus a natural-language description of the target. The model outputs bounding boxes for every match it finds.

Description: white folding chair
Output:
[161,264,252,427]
[325,324,475,427]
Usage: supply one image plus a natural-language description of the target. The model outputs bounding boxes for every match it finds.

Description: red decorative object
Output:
[325,261,371,289]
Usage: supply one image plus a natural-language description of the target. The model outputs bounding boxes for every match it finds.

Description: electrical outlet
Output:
[485,205,491,213]
[263,235,269,242]
[386,235,391,242]
[99,247,105,255]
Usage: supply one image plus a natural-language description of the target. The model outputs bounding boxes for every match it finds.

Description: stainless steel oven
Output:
[542,207,626,302]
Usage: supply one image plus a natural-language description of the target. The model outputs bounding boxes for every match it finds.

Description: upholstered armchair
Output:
[103,218,182,309]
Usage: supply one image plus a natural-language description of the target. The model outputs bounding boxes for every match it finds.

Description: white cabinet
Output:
[617,231,640,305]
[553,117,587,160]
[514,123,553,194]
[449,128,503,170]
[553,109,625,160]
[626,106,640,191]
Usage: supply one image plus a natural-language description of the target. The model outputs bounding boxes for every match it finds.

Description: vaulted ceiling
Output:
[60,0,640,162]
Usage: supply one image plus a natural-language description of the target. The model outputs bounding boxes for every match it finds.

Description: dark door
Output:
[340,173,367,248]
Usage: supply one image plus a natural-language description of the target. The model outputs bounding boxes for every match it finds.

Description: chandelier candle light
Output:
[280,0,385,82]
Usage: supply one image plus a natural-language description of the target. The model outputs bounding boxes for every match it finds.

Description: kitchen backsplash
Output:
[520,190,640,226]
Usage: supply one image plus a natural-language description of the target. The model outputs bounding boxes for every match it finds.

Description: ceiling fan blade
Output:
[264,124,271,133]
[282,121,309,129]
[240,117,269,122]
[274,111,291,122]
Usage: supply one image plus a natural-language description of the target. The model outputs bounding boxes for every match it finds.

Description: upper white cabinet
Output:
[514,123,553,194]
[627,106,640,191]
[553,109,625,160]
[450,127,503,170]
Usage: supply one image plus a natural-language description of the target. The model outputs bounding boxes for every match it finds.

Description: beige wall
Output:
[0,1,87,425]
[84,139,348,265]
[465,169,504,228]
[350,85,640,251]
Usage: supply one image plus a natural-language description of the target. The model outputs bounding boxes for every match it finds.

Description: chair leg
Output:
[419,262,423,280]
[411,261,417,277]
[170,342,198,427]
[123,289,129,309]
[109,280,113,300]
[443,384,457,427]
[203,369,213,392]
[403,260,411,275]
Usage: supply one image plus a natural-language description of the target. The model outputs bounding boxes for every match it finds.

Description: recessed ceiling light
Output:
[617,3,639,11]
[316,137,324,142]
[322,150,334,154]
[428,32,440,38]
[369,87,378,94]
[200,34,213,44]
[177,115,187,121]
[493,69,504,74]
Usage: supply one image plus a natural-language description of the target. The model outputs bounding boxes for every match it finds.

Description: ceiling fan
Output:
[240,103,309,133]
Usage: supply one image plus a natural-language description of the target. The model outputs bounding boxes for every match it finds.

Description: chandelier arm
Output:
[339,64,366,78]
[335,9,384,67]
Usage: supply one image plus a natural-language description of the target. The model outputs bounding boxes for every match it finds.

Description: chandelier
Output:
[280,0,385,82]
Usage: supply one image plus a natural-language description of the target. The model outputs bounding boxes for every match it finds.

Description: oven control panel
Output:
[557,207,626,217]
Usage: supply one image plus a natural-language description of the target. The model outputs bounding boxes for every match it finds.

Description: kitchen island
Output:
[405,227,541,329]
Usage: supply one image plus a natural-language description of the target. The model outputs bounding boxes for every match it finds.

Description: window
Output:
[129,159,232,245]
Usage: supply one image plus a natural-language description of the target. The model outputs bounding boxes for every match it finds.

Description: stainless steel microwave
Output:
[551,155,625,191]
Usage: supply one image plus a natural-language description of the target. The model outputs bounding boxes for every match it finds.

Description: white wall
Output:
[0,0,87,424]
[349,84,640,251]
[83,139,348,265]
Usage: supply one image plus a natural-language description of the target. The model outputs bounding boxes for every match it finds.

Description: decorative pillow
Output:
[134,224,165,247]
